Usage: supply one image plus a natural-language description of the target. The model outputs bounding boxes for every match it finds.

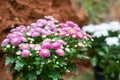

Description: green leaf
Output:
[68,48,76,56]
[76,54,89,59]
[59,62,67,67]
[98,51,105,56]
[68,63,77,73]
[36,70,41,75]
[14,60,25,71]
[91,57,97,66]
[27,73,37,80]
[7,64,14,72]
[5,56,15,65]
[49,71,60,80]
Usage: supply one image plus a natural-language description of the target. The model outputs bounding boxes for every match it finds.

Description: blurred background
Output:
[0,0,120,80]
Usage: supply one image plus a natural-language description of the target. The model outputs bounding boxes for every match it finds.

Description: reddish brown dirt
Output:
[0,0,88,80]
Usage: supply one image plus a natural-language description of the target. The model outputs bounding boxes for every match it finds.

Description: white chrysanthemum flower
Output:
[107,21,120,32]
[98,23,110,31]
[118,34,120,38]
[105,37,119,46]
[92,30,108,38]
[82,24,95,33]
[83,21,120,34]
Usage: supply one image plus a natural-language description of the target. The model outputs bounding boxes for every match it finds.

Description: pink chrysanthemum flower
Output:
[39,49,50,58]
[59,31,66,37]
[76,32,83,39]
[10,37,21,46]
[55,49,65,56]
[1,38,9,46]
[56,40,66,45]
[19,44,30,50]
[31,32,40,37]
[51,42,61,49]
[41,42,51,49]
[22,50,30,58]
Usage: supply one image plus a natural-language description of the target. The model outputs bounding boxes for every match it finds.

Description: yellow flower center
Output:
[59,49,62,52]
[43,50,47,54]
[23,50,29,53]
[78,33,82,37]
[70,29,74,34]
[61,32,65,35]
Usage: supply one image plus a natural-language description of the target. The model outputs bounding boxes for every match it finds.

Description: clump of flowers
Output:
[82,21,120,79]
[1,16,92,80]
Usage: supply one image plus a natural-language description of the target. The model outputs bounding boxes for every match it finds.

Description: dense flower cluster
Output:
[83,21,120,46]
[1,16,92,80]
[2,16,91,58]
[82,21,120,77]
[105,37,119,46]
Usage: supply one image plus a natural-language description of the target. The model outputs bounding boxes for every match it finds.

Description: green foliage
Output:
[5,56,16,65]
[85,27,120,79]
[4,39,92,80]
[75,0,109,23]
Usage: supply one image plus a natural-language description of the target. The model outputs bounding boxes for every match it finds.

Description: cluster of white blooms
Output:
[105,37,119,46]
[82,21,120,38]
[82,21,120,46]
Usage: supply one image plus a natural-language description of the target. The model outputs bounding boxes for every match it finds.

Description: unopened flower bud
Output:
[116,61,119,63]
[78,42,84,47]
[84,36,89,40]
[54,56,58,59]
[56,62,59,64]
[36,51,39,53]
[72,35,76,38]
[55,33,58,36]
[60,45,64,49]
[30,38,34,41]
[30,54,32,56]
[16,51,21,55]
[28,65,31,68]
[66,45,69,48]
[12,46,15,48]
[51,39,55,42]
[28,38,31,40]
[64,67,67,69]
[66,34,69,36]
[40,65,43,68]
[91,39,94,41]
[65,48,70,52]
[30,41,33,44]
[4,48,7,51]
[48,60,51,63]
[74,45,78,47]
[65,58,68,60]
[42,35,46,38]
[6,45,10,48]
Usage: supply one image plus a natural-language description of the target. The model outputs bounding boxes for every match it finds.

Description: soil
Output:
[0,0,88,80]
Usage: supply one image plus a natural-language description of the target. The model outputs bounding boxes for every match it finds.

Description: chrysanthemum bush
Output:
[83,21,120,79]
[1,16,92,80]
